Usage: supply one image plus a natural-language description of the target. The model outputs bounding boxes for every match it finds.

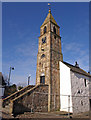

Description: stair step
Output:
[2,107,10,113]
[5,105,10,108]
[2,104,10,113]
[3,85,35,108]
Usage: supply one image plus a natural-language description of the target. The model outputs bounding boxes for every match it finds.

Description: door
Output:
[40,76,45,84]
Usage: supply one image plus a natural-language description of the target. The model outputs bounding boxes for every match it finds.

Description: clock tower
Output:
[36,8,63,111]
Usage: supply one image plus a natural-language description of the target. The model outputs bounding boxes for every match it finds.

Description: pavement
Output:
[1,111,90,120]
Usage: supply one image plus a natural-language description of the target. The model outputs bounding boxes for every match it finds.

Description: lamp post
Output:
[8,67,14,86]
[28,74,31,85]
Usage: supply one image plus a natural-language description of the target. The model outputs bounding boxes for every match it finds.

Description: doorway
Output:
[40,76,45,84]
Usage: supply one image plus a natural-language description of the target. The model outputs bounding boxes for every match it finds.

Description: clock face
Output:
[42,37,46,44]
[41,54,45,58]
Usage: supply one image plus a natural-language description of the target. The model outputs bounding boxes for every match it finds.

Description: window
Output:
[44,26,47,34]
[42,37,46,44]
[41,54,45,58]
[77,90,80,94]
[53,26,56,34]
[84,79,87,87]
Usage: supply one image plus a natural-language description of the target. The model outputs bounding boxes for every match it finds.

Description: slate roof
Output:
[41,10,59,27]
[63,61,91,77]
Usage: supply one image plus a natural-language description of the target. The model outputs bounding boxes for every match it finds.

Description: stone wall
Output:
[3,85,34,107]
[71,71,89,114]
[10,85,48,115]
[36,30,51,85]
[49,28,63,111]
[36,10,63,112]
[89,77,91,114]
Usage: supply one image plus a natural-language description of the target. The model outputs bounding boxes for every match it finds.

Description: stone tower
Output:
[36,9,63,111]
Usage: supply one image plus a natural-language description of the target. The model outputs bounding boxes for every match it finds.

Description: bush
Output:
[18,86,23,90]
[4,84,17,97]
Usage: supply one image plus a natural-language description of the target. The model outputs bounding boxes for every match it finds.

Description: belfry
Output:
[36,8,63,111]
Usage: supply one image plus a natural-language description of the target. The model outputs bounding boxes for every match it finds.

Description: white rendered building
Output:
[59,61,91,114]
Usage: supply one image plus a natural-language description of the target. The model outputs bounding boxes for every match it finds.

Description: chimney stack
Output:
[88,71,90,74]
[75,61,79,67]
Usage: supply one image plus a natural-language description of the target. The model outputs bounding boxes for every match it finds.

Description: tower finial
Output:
[48,3,51,13]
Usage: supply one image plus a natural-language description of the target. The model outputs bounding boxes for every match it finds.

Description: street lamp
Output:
[8,67,14,86]
[28,74,31,85]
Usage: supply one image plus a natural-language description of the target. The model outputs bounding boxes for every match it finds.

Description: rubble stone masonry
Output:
[10,85,48,115]
[36,11,63,111]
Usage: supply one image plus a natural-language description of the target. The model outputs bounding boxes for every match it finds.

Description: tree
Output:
[3,74,8,86]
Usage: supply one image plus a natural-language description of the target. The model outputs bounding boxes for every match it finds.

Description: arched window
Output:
[42,37,46,44]
[44,26,47,34]
[53,26,56,34]
[41,54,45,58]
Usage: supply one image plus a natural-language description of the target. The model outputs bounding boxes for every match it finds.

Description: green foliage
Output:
[4,84,17,97]
[18,86,23,90]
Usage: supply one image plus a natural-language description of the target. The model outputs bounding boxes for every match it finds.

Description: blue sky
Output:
[2,2,89,86]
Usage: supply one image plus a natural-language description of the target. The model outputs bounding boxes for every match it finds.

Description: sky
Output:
[2,2,89,86]
[0,2,2,73]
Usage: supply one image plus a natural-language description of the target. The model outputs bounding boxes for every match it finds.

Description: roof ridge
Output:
[63,61,91,77]
[63,61,75,67]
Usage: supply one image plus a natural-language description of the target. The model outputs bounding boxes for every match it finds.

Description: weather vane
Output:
[48,3,51,12]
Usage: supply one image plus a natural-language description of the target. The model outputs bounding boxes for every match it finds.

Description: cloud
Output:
[63,42,89,72]
[12,74,35,86]
[17,82,27,87]
[63,42,88,56]
[15,40,38,57]
[2,39,38,85]
[61,18,89,72]
[64,42,83,51]
[2,21,39,85]
[76,55,89,71]
[2,60,36,85]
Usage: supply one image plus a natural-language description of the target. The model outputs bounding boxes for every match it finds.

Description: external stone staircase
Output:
[2,104,10,114]
[2,84,48,115]
[2,85,35,107]
[2,85,35,114]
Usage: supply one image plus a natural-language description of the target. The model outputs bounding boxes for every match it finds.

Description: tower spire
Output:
[48,3,51,13]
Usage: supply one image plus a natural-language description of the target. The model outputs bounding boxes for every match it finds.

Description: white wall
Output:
[0,86,5,97]
[71,71,89,114]
[59,61,72,112]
